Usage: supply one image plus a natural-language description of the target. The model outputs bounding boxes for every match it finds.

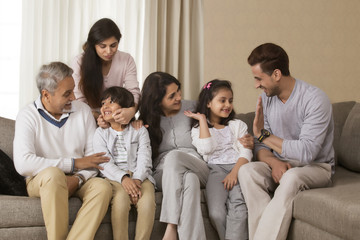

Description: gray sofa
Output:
[1,101,359,240]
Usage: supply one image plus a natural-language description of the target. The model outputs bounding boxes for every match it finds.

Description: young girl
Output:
[93,86,155,240]
[184,79,253,240]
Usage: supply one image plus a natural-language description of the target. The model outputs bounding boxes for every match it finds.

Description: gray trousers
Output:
[239,161,332,240]
[153,150,209,240]
[206,164,248,240]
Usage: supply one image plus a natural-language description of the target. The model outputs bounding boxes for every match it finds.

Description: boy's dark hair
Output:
[247,43,290,76]
[193,79,235,128]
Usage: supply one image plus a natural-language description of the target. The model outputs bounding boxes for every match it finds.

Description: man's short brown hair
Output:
[248,43,290,76]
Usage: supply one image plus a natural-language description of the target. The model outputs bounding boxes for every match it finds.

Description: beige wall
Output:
[204,0,360,113]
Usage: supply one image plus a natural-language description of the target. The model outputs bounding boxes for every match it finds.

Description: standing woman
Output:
[72,18,140,124]
[139,72,209,240]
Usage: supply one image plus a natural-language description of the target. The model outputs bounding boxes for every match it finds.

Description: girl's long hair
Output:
[79,18,122,108]
[192,79,235,128]
[139,72,181,159]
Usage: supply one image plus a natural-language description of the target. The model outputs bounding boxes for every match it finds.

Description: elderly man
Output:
[14,62,112,240]
[239,43,334,240]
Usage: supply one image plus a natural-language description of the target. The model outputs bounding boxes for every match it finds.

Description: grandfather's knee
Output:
[39,167,65,178]
[38,167,66,187]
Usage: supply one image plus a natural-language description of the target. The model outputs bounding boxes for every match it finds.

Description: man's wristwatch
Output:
[75,174,85,189]
[258,129,271,143]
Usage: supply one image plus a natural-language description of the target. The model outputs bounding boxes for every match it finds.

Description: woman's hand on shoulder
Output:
[131,119,149,130]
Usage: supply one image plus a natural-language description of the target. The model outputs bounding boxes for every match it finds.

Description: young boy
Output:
[93,86,156,240]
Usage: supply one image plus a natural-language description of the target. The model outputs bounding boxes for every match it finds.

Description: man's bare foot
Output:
[163,223,178,240]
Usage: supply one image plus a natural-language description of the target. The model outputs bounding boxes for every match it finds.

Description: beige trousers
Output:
[27,167,112,240]
[239,161,332,240]
[108,179,156,240]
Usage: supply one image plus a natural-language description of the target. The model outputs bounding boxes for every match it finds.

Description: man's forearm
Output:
[260,134,284,155]
[256,148,281,168]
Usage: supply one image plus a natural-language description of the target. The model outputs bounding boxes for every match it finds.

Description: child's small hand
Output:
[121,176,141,198]
[222,170,238,191]
[129,179,142,205]
[130,194,138,205]
[133,179,142,199]
[97,114,110,129]
[184,110,206,121]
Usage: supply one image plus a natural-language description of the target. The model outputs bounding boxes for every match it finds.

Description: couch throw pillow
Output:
[0,149,27,196]
[338,103,360,172]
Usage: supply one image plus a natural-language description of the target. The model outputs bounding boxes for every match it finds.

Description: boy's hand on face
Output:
[97,114,110,129]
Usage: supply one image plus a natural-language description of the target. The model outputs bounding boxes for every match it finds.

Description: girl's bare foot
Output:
[162,223,178,240]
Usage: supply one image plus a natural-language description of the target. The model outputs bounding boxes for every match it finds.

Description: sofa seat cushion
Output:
[0,190,209,228]
[292,166,360,240]
[0,195,111,228]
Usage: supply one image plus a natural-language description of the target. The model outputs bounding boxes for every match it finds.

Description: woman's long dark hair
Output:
[139,72,181,159]
[192,79,235,128]
[79,18,122,108]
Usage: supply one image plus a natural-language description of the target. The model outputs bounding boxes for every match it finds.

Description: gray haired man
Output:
[14,62,112,240]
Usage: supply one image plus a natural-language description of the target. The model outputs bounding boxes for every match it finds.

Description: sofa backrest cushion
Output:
[0,117,15,160]
[338,102,360,172]
[234,112,255,136]
[331,101,356,164]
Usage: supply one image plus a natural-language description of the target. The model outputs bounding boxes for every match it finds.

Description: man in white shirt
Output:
[13,62,112,240]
